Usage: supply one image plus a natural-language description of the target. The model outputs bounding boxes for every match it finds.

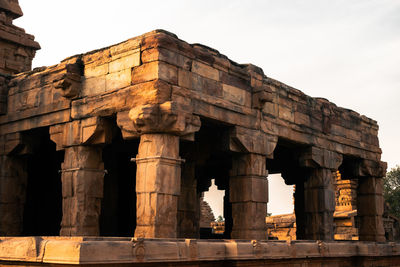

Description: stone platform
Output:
[0,237,400,266]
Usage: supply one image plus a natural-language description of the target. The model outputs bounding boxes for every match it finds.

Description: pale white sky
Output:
[16,0,400,215]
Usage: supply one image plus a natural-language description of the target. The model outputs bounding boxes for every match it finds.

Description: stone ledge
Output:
[0,237,399,265]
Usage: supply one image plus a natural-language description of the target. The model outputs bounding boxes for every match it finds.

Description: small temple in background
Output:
[266,171,400,241]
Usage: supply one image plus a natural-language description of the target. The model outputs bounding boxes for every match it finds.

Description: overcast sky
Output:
[16,0,400,215]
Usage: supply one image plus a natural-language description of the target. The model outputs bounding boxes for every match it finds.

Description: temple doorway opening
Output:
[22,127,63,236]
[100,120,138,236]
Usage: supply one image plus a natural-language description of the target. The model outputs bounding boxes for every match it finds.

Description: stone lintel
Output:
[299,147,342,170]
[49,117,112,150]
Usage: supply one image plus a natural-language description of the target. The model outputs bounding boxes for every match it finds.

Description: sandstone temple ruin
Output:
[0,1,399,266]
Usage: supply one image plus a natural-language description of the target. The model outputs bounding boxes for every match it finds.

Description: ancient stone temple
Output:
[1,2,399,266]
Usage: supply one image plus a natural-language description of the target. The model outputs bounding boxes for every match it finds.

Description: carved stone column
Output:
[230,153,268,240]
[177,161,200,238]
[354,159,386,242]
[0,155,27,235]
[299,147,342,240]
[59,146,104,236]
[134,134,182,238]
[50,117,111,236]
[126,102,201,238]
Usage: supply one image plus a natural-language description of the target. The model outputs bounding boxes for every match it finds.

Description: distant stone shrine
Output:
[0,1,396,266]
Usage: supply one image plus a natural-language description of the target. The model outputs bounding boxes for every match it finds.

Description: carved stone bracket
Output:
[0,132,34,156]
[50,117,112,150]
[228,126,277,158]
[299,147,343,170]
[353,159,387,178]
[243,64,274,110]
[117,101,201,141]
[52,62,82,99]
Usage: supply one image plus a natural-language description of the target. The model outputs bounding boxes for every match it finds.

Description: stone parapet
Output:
[0,237,400,266]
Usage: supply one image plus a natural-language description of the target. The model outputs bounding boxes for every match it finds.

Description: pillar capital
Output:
[228,126,277,158]
[49,117,112,150]
[117,101,201,141]
[353,159,387,178]
[299,147,342,170]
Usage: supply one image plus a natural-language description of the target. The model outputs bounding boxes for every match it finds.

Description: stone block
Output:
[142,47,192,70]
[219,70,249,91]
[304,187,335,213]
[136,159,181,195]
[158,61,178,85]
[222,84,251,106]
[192,61,219,81]
[84,63,108,78]
[178,68,191,89]
[358,176,383,195]
[138,193,178,225]
[132,61,159,84]
[105,69,131,91]
[81,77,106,96]
[230,153,267,177]
[358,215,385,236]
[231,202,267,230]
[357,194,384,216]
[229,176,268,203]
[108,51,140,73]
[278,105,294,122]
[132,61,177,85]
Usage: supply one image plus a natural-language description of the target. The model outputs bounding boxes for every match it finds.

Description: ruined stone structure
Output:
[0,0,40,75]
[0,2,397,266]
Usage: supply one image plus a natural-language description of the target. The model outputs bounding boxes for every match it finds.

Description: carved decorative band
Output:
[132,156,185,165]
[59,168,108,174]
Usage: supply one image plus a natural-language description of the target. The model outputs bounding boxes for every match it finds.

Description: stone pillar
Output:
[353,159,386,242]
[357,177,385,241]
[134,134,182,238]
[0,155,27,235]
[230,153,268,240]
[357,177,385,242]
[303,168,336,240]
[299,147,342,240]
[177,161,200,238]
[60,146,104,236]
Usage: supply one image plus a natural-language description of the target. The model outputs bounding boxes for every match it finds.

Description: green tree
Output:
[383,165,400,218]
[216,215,224,222]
